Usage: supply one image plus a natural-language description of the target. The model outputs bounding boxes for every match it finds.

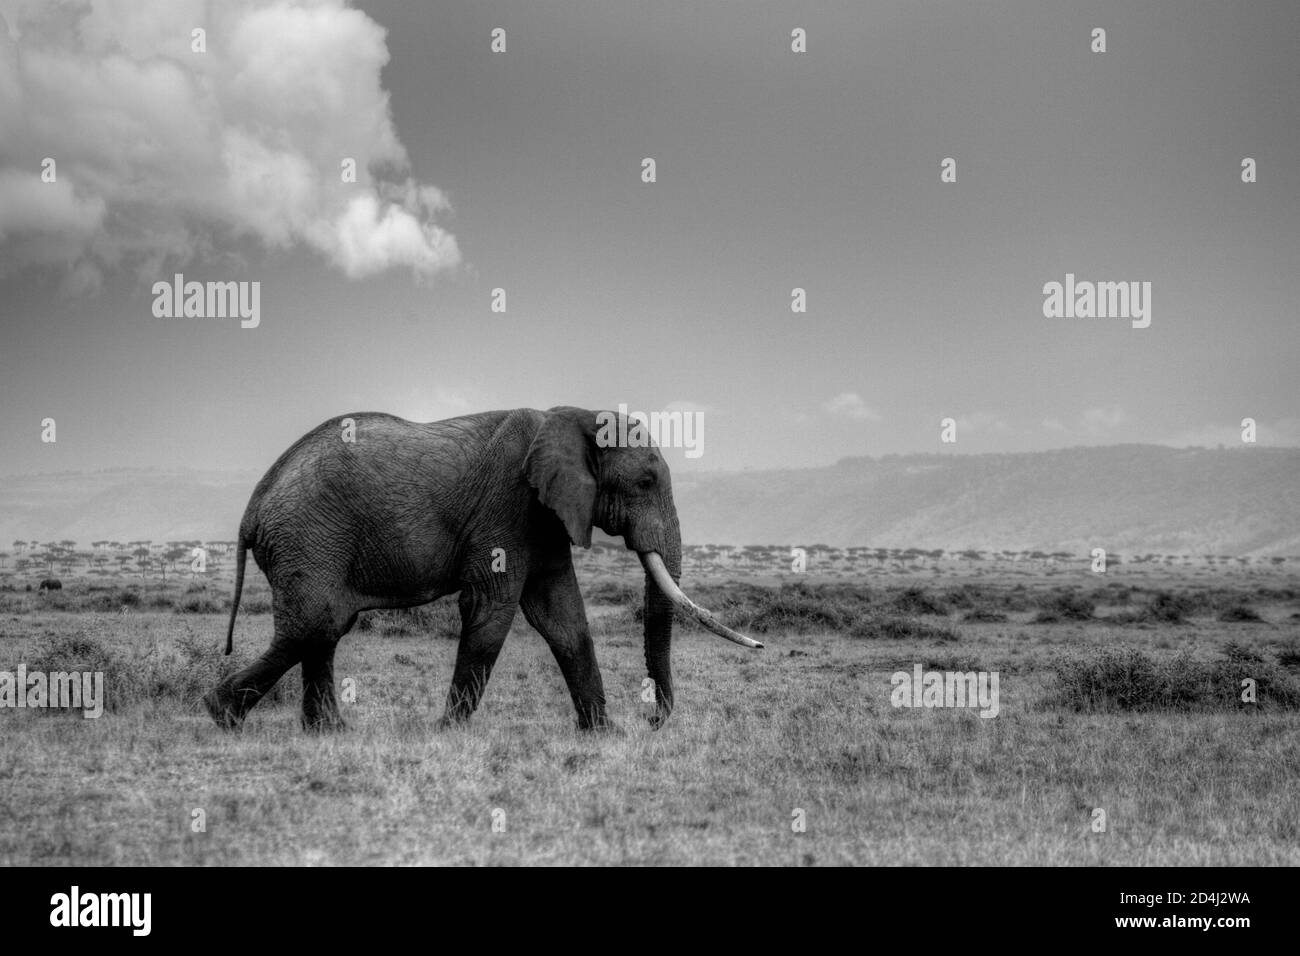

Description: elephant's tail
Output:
[224,541,248,656]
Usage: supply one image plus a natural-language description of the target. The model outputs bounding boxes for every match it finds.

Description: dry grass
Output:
[3,570,1299,865]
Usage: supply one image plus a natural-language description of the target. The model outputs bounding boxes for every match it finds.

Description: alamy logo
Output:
[151,273,260,328]
[1042,273,1150,328]
[890,664,1000,718]
[0,665,104,718]
[595,403,704,459]
[50,886,151,936]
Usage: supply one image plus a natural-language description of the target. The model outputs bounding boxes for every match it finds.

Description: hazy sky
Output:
[2,0,1297,476]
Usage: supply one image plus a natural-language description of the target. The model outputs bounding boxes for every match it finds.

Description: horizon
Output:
[1,436,1292,482]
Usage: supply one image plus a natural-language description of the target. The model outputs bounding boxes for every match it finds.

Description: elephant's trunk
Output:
[640,546,676,729]
[637,548,763,730]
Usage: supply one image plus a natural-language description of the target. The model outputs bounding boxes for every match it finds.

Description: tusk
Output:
[640,552,764,649]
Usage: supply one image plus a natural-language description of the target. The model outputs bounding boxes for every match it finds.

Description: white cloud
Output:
[1080,405,1126,436]
[823,392,881,422]
[955,411,1011,433]
[0,0,460,286]
[397,386,480,423]
[1158,418,1300,448]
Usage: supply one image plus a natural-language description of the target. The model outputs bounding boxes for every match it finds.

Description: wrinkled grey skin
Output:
[203,406,682,733]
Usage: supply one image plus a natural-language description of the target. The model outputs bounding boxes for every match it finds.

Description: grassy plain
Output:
[2,557,1298,865]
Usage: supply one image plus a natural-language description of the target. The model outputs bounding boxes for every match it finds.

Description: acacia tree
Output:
[34,547,57,576]
[162,547,190,580]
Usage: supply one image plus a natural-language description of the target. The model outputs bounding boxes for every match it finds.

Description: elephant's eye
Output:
[636,474,656,490]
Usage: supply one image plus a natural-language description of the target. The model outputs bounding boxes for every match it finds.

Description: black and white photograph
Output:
[0,0,1296,907]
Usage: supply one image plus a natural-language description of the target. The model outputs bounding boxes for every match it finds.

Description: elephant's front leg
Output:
[438,590,518,728]
[519,563,612,732]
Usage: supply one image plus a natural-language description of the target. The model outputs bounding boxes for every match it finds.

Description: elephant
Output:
[203,406,760,733]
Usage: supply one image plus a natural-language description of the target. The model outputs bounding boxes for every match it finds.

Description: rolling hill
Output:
[2,445,1297,555]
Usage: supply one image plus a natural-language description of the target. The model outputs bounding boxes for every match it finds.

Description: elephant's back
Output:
[238,409,519,545]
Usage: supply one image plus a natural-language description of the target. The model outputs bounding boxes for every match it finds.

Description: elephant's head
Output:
[524,406,761,727]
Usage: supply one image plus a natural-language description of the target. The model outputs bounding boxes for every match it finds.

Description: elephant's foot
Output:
[301,687,346,733]
[575,703,621,734]
[203,687,245,731]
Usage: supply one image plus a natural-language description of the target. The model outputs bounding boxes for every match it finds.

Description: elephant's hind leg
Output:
[437,589,519,729]
[204,635,304,731]
[205,589,355,733]
[301,640,346,733]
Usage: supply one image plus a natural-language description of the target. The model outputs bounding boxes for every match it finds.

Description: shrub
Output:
[1221,641,1264,665]
[637,581,875,635]
[1107,590,1195,625]
[851,615,959,642]
[1218,604,1263,623]
[1147,591,1195,623]
[176,593,224,614]
[21,625,293,714]
[923,653,982,671]
[889,587,950,616]
[167,631,291,707]
[1033,591,1095,623]
[732,594,855,634]
[1049,646,1300,712]
[584,580,642,607]
[962,609,1008,623]
[357,598,462,638]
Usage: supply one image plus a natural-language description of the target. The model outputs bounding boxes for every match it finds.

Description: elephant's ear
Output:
[524,407,598,547]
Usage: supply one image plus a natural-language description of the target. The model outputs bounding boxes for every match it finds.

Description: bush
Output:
[21,625,294,714]
[1049,646,1300,712]
[1107,590,1194,625]
[963,609,1008,623]
[1218,604,1263,623]
[176,594,224,614]
[584,580,642,607]
[1147,591,1195,623]
[167,631,292,707]
[923,653,982,671]
[357,598,462,638]
[1033,591,1095,623]
[851,615,959,642]
[27,631,117,676]
[889,587,950,616]
[731,593,855,633]
[636,581,875,635]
